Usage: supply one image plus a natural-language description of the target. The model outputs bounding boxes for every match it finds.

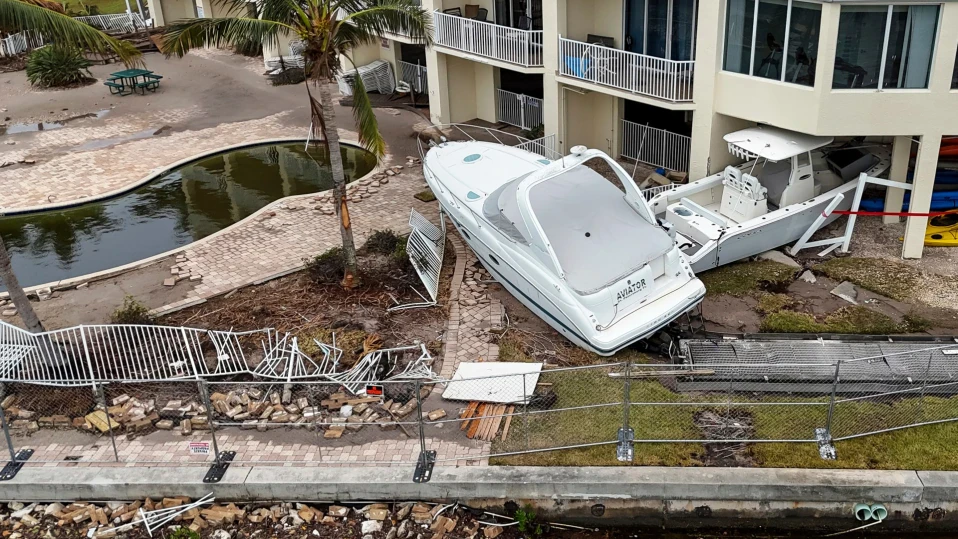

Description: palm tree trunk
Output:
[0,238,44,333]
[315,82,361,288]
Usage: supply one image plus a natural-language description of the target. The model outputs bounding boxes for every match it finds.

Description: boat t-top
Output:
[420,125,706,356]
[646,125,891,272]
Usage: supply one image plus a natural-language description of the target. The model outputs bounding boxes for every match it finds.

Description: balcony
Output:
[433,11,544,68]
[558,37,694,103]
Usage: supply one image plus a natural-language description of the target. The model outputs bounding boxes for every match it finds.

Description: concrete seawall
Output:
[2,466,957,531]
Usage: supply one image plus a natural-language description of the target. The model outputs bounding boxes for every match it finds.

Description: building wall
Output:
[565,0,623,45]
[158,0,194,23]
[563,90,619,155]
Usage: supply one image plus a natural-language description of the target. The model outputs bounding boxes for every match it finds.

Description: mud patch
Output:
[694,409,756,467]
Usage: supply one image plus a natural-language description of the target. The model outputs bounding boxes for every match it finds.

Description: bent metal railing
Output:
[433,11,544,67]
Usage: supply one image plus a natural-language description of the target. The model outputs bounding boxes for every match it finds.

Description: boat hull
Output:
[442,202,704,356]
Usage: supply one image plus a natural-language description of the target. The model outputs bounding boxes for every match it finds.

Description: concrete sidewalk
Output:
[0,465,955,528]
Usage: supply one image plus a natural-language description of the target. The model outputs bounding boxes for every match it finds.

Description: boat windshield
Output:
[528,165,672,294]
[482,174,533,244]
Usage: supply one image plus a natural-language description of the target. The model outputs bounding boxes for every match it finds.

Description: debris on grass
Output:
[303,247,345,284]
[814,257,919,301]
[699,259,797,297]
[365,229,404,256]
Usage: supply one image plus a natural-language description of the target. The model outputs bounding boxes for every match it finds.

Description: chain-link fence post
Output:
[817,361,840,460]
[95,382,120,462]
[919,351,935,419]
[522,373,530,452]
[413,380,435,483]
[0,384,15,462]
[617,362,634,461]
[197,381,221,465]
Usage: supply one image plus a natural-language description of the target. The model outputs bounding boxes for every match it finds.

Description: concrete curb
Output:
[0,465,936,503]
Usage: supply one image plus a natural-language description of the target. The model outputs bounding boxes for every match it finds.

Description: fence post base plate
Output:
[413,450,436,483]
[203,451,235,483]
[815,428,836,460]
[616,427,635,462]
[0,449,33,481]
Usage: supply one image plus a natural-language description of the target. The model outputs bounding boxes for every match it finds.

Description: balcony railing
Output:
[558,36,694,102]
[433,11,543,68]
[75,13,147,33]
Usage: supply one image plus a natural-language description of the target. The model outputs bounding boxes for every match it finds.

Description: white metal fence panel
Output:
[399,60,428,94]
[621,119,691,172]
[75,13,146,33]
[433,11,543,67]
[495,89,543,130]
[0,30,43,57]
[558,36,694,102]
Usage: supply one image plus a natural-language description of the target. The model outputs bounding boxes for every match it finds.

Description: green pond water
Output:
[0,142,376,291]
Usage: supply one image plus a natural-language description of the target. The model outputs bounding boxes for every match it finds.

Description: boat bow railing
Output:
[417,123,561,161]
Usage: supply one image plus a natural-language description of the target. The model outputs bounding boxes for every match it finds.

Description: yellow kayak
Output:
[925,211,958,246]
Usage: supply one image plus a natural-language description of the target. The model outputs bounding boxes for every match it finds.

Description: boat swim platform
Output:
[675,334,958,395]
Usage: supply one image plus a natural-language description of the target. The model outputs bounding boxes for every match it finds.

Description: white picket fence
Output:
[495,88,543,130]
[558,36,694,102]
[75,13,146,33]
[433,11,543,67]
[621,119,691,172]
[0,30,44,57]
[399,60,428,94]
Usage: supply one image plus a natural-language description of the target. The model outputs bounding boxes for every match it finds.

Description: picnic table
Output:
[104,68,162,95]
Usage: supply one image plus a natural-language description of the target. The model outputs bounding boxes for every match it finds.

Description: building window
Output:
[833,4,940,90]
[723,0,821,86]
[625,0,697,61]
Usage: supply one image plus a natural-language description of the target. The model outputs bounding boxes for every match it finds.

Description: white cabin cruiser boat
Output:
[645,126,891,273]
[420,126,705,356]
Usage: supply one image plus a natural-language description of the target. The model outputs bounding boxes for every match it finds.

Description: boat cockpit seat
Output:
[758,159,792,208]
[720,166,769,222]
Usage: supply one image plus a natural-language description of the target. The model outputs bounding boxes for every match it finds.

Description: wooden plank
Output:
[466,404,486,439]
[501,406,515,441]
[487,405,506,442]
[459,402,479,430]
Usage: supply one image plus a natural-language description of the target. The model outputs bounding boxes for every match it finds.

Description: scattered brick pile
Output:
[0,499,512,539]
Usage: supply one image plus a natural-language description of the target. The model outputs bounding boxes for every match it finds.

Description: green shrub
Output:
[26,45,93,88]
[303,247,344,283]
[521,124,545,140]
[169,528,200,539]
[110,296,154,325]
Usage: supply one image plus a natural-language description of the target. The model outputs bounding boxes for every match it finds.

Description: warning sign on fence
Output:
[188,442,211,455]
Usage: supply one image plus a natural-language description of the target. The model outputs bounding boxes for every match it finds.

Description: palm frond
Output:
[0,0,142,66]
[161,16,291,58]
[337,0,433,46]
[348,73,385,160]
[21,0,64,14]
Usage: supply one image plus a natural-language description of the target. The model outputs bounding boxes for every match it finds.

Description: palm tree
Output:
[162,0,432,288]
[0,0,143,333]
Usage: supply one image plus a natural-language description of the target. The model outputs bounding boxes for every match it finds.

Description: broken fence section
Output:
[390,209,446,311]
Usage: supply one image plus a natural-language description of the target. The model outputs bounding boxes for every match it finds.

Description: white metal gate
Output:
[399,60,428,94]
[621,119,691,172]
[0,30,43,57]
[496,89,544,130]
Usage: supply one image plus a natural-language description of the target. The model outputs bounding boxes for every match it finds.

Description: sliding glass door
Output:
[625,0,697,60]
[494,0,543,29]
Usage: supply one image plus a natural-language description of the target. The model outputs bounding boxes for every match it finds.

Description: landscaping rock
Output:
[830,281,859,304]
[757,249,801,268]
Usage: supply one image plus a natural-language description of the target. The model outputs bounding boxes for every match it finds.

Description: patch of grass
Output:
[700,259,796,297]
[110,295,154,325]
[902,312,933,333]
[60,0,129,14]
[760,306,908,334]
[756,293,793,314]
[492,376,958,471]
[814,257,920,301]
[414,189,437,202]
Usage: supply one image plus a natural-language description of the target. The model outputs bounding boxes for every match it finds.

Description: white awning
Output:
[724,125,833,162]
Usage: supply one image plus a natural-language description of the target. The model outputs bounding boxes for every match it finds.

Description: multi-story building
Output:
[146,0,958,260]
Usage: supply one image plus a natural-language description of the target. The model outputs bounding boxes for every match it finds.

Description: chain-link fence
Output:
[0,348,957,473]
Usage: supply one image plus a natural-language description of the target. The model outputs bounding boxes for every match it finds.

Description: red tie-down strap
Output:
[827,210,955,217]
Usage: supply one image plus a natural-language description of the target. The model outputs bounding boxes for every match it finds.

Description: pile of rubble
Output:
[163,253,202,287]
[1,384,445,439]
[460,260,493,307]
[0,499,514,539]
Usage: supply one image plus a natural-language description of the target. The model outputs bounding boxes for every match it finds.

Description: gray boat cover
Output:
[529,166,673,294]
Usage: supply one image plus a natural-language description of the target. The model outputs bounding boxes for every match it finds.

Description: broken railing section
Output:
[0,320,437,386]
[390,209,446,311]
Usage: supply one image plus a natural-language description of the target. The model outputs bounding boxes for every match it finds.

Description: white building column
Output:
[883,136,912,224]
[902,133,942,258]
[146,0,165,26]
[686,0,721,178]
[541,0,565,151]
[474,64,498,124]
